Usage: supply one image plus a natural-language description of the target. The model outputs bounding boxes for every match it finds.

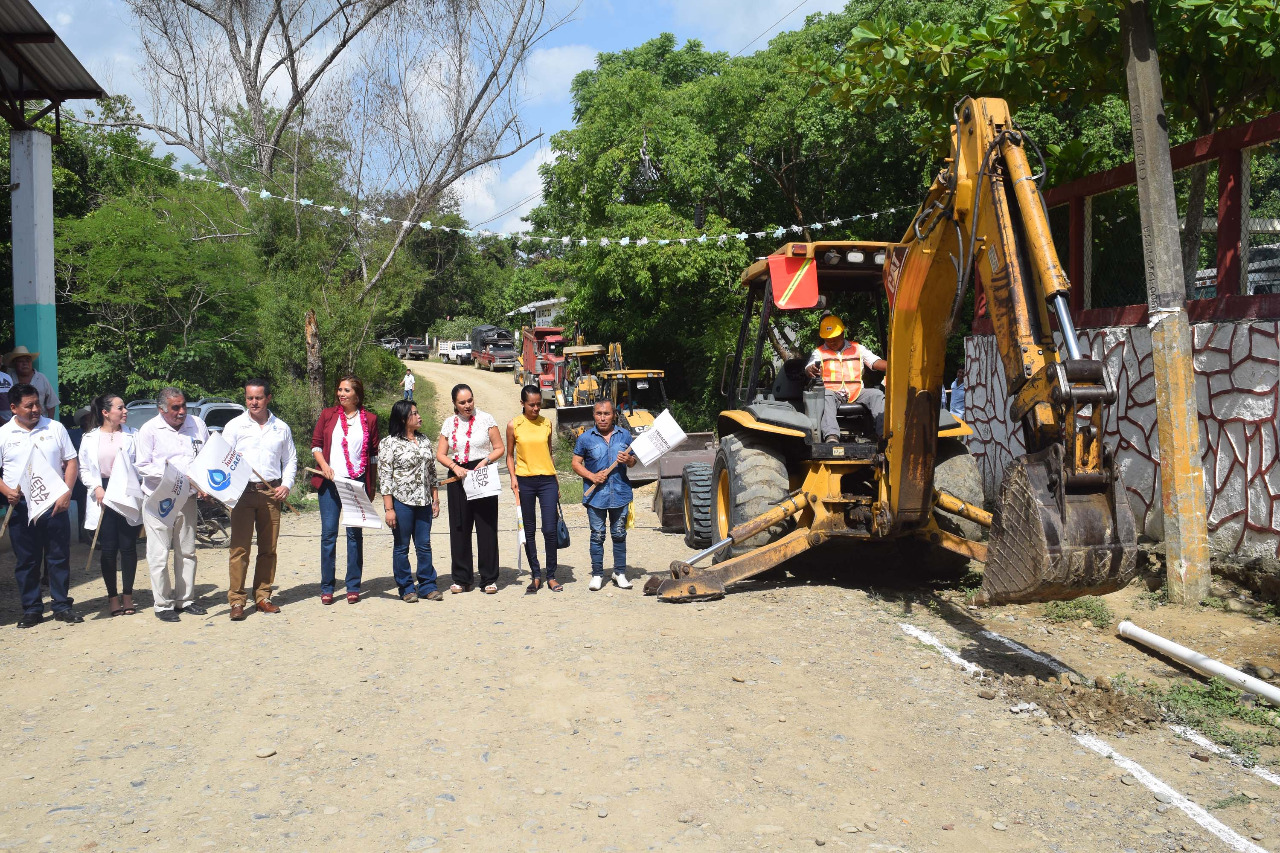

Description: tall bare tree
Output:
[116,0,573,390]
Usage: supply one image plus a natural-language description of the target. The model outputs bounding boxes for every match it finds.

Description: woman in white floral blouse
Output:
[379,400,441,602]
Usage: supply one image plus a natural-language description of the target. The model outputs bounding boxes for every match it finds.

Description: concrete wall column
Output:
[9,129,58,415]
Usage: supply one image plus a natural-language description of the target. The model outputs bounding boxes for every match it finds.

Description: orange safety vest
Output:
[816,342,864,396]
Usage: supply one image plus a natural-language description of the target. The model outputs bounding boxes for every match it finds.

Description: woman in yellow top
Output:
[506,384,560,593]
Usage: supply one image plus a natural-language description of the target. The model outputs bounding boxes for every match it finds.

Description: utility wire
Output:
[733,0,812,57]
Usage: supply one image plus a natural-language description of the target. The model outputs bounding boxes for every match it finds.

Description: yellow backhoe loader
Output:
[648,97,1138,605]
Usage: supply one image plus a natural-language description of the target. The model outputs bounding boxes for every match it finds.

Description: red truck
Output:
[516,326,566,406]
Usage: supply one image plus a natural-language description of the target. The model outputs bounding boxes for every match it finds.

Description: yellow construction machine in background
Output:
[649,96,1138,606]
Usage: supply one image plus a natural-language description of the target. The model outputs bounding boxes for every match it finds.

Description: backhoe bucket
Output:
[981,446,1139,604]
[555,403,596,437]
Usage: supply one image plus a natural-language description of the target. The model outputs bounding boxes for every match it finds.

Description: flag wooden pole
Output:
[84,524,101,572]
[252,467,295,514]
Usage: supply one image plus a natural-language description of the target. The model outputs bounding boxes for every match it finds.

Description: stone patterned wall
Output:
[963,320,1280,559]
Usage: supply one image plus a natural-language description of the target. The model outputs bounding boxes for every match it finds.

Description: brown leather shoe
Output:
[256,599,281,614]
[229,603,246,621]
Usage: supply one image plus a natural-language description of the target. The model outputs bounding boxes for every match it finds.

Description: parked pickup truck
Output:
[438,341,472,365]
[471,325,517,371]
[398,337,431,360]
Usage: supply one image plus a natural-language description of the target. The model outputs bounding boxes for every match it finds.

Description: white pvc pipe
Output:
[1117,620,1280,707]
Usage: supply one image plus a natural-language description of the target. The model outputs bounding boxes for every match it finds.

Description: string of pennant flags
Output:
[116,151,914,249]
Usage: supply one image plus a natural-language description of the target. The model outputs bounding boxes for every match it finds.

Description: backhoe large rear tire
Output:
[681,462,713,548]
[933,437,985,542]
[898,437,983,579]
[711,434,790,563]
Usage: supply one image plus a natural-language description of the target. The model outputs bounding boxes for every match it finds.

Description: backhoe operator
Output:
[804,313,886,442]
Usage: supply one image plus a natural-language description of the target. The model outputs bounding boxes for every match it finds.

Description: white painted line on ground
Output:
[1074,733,1268,853]
[896,623,1268,853]
[979,629,1071,674]
[1170,724,1280,789]
[897,623,982,675]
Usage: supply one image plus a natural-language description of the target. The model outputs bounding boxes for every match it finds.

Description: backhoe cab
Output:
[650,96,1139,605]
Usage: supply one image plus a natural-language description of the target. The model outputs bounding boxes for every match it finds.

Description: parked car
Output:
[379,337,402,352]
[1193,244,1280,299]
[438,341,472,365]
[398,337,431,360]
[125,397,246,434]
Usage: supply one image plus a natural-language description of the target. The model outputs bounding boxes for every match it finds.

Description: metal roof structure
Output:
[0,0,105,137]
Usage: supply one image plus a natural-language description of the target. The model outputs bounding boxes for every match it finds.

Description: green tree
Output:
[802,0,1280,294]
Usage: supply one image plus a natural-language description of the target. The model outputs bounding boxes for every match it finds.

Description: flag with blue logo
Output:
[143,462,193,527]
[188,432,251,507]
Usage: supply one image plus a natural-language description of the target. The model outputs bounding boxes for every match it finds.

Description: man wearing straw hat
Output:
[0,383,81,628]
[4,346,59,417]
[220,378,295,621]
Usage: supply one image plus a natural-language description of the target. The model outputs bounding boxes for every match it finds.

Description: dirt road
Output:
[0,357,1276,851]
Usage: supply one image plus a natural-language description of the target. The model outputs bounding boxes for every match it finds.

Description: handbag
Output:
[556,499,571,549]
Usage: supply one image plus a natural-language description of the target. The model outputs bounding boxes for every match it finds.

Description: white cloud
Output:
[456,146,554,235]
[662,0,848,54]
[521,43,597,105]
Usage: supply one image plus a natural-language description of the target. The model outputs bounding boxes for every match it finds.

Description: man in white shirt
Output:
[804,313,887,441]
[135,387,210,622]
[402,368,415,401]
[4,346,58,418]
[221,379,296,621]
[0,383,81,627]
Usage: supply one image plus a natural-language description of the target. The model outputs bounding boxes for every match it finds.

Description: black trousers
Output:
[98,476,141,597]
[447,459,499,587]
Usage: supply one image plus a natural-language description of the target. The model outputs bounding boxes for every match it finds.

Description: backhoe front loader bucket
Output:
[555,403,596,437]
[981,445,1139,604]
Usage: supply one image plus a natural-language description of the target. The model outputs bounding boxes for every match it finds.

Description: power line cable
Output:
[733,0,812,57]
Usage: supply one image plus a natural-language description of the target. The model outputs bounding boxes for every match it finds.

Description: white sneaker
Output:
[589,575,604,591]
[613,572,632,589]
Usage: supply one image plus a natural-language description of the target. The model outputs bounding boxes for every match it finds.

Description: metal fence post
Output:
[1122,0,1212,604]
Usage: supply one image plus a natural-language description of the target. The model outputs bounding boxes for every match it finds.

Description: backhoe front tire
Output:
[682,462,714,549]
[711,434,790,563]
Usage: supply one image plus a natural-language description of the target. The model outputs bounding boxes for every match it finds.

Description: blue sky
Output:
[38,0,848,233]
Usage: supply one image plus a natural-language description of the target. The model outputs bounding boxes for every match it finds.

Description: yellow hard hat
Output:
[818,315,845,339]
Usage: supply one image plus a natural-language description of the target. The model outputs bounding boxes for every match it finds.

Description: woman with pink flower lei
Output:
[310,375,381,604]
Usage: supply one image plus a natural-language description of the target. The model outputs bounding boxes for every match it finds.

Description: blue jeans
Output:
[403,389,413,400]
[10,503,72,614]
[518,475,558,579]
[392,498,437,595]
[318,479,364,594]
[585,504,628,575]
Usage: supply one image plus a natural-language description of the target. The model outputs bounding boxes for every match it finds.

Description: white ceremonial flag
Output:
[20,452,69,522]
[144,462,194,528]
[102,451,144,526]
[189,432,252,507]
[515,508,526,569]
[463,464,501,501]
[628,409,688,466]
[333,476,384,529]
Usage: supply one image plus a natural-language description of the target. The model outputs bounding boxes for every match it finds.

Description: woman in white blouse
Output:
[435,383,505,594]
[78,394,140,616]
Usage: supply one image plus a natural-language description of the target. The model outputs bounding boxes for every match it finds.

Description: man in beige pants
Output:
[221,379,295,620]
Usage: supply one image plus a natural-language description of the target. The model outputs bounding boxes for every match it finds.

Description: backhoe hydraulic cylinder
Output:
[1051,294,1083,360]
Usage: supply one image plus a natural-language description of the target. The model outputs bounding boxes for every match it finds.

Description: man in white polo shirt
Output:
[220,378,296,621]
[135,387,209,622]
[0,383,80,628]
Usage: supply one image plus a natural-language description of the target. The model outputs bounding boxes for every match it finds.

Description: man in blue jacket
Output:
[572,399,638,590]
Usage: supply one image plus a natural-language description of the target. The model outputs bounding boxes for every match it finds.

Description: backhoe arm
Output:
[882,97,1137,603]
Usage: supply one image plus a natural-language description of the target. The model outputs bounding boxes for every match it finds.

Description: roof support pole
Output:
[9,128,57,417]
[1122,0,1210,605]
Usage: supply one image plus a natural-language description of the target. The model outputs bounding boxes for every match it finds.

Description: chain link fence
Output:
[1044,140,1280,308]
